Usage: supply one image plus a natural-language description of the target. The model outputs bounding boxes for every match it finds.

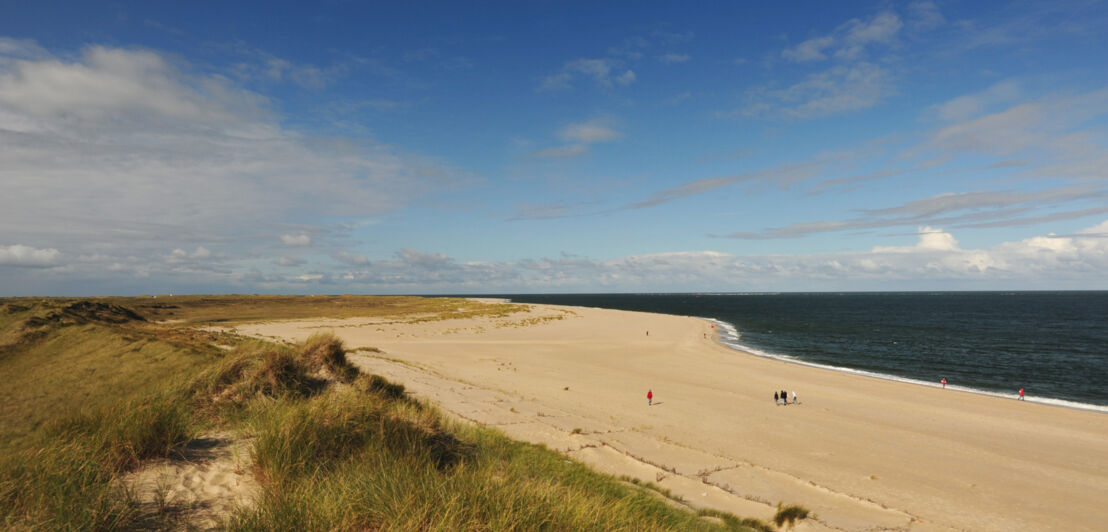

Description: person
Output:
[647,389,653,406]
[792,391,797,404]
[774,391,779,405]
[941,378,946,388]
[781,389,788,406]
[1019,387,1024,401]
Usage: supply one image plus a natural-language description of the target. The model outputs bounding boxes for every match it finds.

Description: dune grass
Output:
[773,504,811,529]
[0,296,775,531]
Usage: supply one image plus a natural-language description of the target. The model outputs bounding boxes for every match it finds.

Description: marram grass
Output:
[1,297,775,531]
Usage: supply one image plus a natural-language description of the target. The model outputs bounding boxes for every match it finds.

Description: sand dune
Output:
[123,432,258,530]
[233,303,1108,531]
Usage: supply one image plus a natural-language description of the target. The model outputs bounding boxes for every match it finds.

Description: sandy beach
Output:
[234,303,1108,531]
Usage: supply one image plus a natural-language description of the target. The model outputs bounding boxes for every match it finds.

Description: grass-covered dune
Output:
[0,296,787,531]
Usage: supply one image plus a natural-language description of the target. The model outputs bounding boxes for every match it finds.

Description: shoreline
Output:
[704,317,1108,414]
[231,302,1108,531]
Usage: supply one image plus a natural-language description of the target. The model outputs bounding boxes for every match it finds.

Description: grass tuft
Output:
[773,503,811,529]
[300,332,357,383]
[354,373,407,401]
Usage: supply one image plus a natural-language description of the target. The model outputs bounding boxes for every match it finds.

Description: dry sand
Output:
[233,303,1108,531]
[122,432,259,530]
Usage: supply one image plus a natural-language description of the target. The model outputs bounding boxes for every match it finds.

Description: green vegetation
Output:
[773,503,811,530]
[1,296,775,531]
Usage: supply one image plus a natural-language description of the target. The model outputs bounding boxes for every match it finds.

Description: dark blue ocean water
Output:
[495,293,1108,412]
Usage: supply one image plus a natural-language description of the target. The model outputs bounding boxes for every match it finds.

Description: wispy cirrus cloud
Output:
[658,53,690,64]
[735,62,897,120]
[560,119,622,143]
[781,11,903,63]
[722,186,1108,240]
[529,118,623,159]
[730,8,918,120]
[529,144,588,159]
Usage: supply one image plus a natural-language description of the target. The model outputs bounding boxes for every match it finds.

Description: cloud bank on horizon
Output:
[1,2,1106,295]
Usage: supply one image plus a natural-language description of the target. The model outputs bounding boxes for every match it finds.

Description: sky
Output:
[1,1,1107,295]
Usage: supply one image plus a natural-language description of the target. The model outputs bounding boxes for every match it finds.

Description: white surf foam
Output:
[702,317,1108,414]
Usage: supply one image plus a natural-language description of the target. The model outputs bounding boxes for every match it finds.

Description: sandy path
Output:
[233,304,1108,531]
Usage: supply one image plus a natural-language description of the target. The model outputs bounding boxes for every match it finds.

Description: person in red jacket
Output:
[1019,388,1025,401]
[647,389,653,406]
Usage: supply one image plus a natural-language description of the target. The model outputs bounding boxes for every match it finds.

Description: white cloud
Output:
[529,144,588,159]
[0,40,452,292]
[307,221,1108,291]
[169,246,212,260]
[220,42,349,89]
[333,250,370,266]
[908,1,945,31]
[528,118,622,159]
[560,119,621,143]
[872,227,960,252]
[736,63,896,119]
[281,234,312,246]
[782,36,834,62]
[837,12,902,59]
[658,53,690,64]
[539,58,635,90]
[275,256,307,267]
[781,11,901,63]
[0,244,60,267]
[930,80,1022,122]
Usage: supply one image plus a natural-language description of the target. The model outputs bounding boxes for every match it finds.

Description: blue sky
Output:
[2,1,1107,295]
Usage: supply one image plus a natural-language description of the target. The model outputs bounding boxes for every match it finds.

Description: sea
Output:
[491,292,1108,413]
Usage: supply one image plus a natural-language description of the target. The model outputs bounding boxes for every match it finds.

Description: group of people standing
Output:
[774,390,797,405]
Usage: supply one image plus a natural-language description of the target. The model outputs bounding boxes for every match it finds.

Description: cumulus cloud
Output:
[281,233,312,246]
[872,227,960,252]
[168,246,213,262]
[290,221,1108,292]
[0,244,60,267]
[0,39,449,291]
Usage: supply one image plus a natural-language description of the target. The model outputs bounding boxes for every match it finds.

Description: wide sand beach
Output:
[234,302,1108,531]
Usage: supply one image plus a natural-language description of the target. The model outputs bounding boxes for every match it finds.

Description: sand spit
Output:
[232,304,1108,532]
